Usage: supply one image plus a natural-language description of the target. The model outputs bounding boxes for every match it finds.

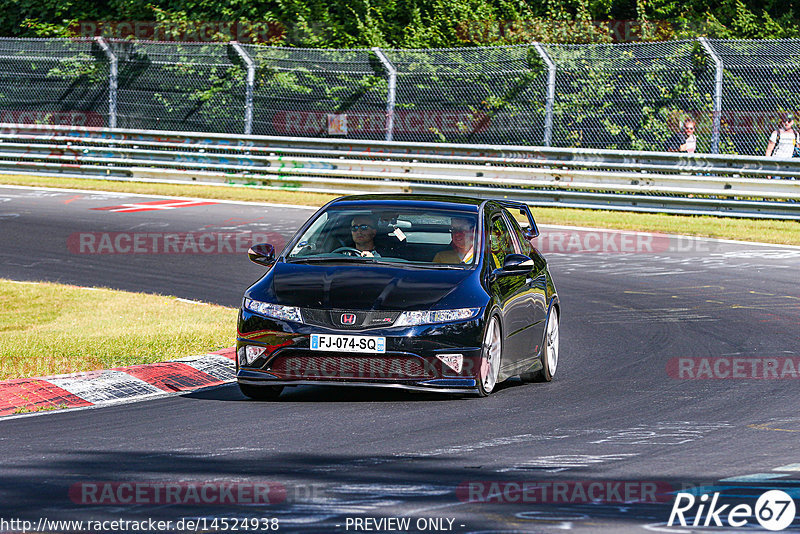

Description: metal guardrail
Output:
[1,123,798,219]
[7,38,800,156]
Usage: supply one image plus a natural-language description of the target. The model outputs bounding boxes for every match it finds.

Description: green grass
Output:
[2,173,798,245]
[528,208,800,246]
[13,403,68,414]
[0,279,236,380]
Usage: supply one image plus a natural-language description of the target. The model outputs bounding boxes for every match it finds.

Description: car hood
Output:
[247,262,476,310]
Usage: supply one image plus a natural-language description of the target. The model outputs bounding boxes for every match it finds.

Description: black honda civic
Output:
[236,194,560,399]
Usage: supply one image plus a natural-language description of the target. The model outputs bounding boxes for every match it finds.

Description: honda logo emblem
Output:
[340,313,356,325]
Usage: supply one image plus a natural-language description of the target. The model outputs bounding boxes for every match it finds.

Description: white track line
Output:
[2,183,797,249]
[0,183,318,210]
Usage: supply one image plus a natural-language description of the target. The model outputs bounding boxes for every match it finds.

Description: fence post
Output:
[231,42,256,136]
[94,37,117,129]
[532,42,556,147]
[698,37,723,154]
[372,47,397,142]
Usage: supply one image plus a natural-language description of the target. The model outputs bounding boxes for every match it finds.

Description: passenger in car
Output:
[433,216,476,264]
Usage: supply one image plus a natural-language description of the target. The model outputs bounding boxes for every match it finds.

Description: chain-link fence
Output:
[243,46,388,139]
[107,40,247,133]
[383,46,547,145]
[544,40,716,151]
[710,39,800,156]
[0,37,109,128]
[1,36,798,155]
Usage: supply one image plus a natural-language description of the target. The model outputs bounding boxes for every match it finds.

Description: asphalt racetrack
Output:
[1,185,800,533]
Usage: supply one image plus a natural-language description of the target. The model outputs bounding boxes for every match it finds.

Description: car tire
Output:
[239,383,284,401]
[476,315,503,397]
[521,307,559,383]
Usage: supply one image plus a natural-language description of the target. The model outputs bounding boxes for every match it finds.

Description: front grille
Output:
[268,352,435,380]
[302,309,401,330]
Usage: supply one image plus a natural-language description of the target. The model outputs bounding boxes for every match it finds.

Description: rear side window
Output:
[507,214,534,256]
[487,214,520,269]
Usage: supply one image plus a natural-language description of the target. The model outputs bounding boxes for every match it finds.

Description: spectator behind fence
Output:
[665,119,697,153]
[765,113,798,159]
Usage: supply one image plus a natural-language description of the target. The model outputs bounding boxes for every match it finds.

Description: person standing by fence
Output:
[765,113,797,159]
[665,119,697,153]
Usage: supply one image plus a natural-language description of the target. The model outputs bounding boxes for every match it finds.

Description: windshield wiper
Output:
[403,263,468,270]
[287,256,377,264]
[287,256,469,269]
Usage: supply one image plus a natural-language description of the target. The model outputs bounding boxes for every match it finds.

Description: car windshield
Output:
[286,206,479,267]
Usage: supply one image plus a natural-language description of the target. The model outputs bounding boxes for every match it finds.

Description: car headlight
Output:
[394,308,480,327]
[243,298,303,323]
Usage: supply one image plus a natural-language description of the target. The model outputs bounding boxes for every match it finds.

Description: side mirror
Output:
[248,243,276,266]
[503,253,534,272]
[523,227,539,240]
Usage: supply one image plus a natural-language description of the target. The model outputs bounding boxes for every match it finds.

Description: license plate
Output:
[310,334,386,353]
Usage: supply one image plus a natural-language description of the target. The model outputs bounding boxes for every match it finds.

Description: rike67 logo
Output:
[669,490,797,531]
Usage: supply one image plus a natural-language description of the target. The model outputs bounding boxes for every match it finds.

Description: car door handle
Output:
[526,269,543,286]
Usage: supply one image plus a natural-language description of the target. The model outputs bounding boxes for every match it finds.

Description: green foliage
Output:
[46,53,107,83]
[20,18,79,37]
[2,0,798,154]
[3,0,800,46]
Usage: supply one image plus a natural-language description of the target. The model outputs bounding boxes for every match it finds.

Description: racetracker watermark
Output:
[531,229,716,254]
[667,357,800,380]
[1,517,280,532]
[69,481,288,505]
[67,231,285,255]
[456,481,674,504]
[673,110,796,135]
[71,21,285,43]
[269,356,447,379]
[344,517,456,531]
[273,110,488,136]
[0,110,104,127]
[455,19,675,43]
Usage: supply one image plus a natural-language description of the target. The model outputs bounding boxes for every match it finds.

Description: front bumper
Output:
[237,375,479,393]
[236,309,484,393]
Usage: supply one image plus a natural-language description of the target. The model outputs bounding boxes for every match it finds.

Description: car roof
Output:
[329,194,483,212]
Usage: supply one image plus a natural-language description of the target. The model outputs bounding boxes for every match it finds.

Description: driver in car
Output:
[433,216,476,264]
[350,214,382,257]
